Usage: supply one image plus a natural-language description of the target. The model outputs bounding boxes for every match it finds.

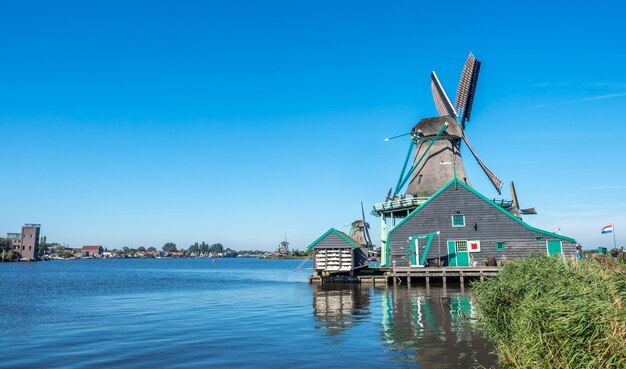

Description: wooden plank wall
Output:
[388,185,576,267]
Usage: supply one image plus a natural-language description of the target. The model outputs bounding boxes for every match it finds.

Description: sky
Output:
[1,1,625,251]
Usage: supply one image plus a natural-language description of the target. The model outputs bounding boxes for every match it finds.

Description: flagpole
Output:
[613,223,617,249]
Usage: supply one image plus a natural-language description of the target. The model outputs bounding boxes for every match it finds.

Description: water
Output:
[0,259,496,368]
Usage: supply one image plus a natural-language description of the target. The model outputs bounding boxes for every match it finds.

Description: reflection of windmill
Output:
[391,53,502,199]
[349,202,374,248]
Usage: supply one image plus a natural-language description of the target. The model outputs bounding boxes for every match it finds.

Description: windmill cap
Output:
[411,116,462,138]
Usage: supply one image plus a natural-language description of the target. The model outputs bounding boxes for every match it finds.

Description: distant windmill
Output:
[349,202,374,248]
[278,234,289,254]
[390,53,503,199]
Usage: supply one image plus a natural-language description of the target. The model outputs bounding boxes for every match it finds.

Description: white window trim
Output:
[451,214,465,227]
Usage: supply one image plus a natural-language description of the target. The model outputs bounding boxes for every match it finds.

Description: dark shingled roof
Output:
[411,116,462,138]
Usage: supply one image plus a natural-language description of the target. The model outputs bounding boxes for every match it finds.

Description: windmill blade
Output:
[431,71,458,118]
[510,182,521,210]
[361,201,373,247]
[510,181,537,216]
[455,53,481,126]
[361,201,366,223]
[461,131,503,194]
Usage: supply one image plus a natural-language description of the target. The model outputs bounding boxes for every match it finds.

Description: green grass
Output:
[472,255,626,368]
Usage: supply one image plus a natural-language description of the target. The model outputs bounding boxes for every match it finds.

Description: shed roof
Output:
[306,228,362,250]
[389,178,576,243]
[82,245,103,250]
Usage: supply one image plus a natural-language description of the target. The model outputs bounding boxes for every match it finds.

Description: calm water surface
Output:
[0,259,496,368]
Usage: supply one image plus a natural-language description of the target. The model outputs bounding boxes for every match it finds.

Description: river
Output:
[0,258,496,368]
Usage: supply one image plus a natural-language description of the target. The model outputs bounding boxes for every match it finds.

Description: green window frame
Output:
[496,242,505,251]
[451,214,465,227]
[535,236,543,241]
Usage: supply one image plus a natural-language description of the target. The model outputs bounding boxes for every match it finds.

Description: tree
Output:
[1,239,16,261]
[209,243,224,254]
[188,243,199,254]
[38,243,50,258]
[200,242,209,254]
[163,242,177,252]
[137,246,146,252]
[147,247,157,252]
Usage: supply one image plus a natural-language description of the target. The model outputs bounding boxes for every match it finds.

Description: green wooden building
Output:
[384,179,576,267]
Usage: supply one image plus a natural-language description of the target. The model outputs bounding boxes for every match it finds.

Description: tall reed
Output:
[472,254,626,368]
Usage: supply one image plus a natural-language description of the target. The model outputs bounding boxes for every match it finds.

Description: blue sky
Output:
[1,1,625,250]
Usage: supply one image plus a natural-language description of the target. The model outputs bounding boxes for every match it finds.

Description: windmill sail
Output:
[431,71,458,118]
[461,131,503,194]
[455,53,481,126]
[361,202,373,247]
[510,182,537,215]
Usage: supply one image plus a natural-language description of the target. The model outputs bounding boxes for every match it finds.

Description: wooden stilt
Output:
[460,271,465,289]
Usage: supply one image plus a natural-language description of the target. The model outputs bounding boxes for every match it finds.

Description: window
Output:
[452,214,465,227]
[535,236,543,241]
[418,175,423,184]
[456,241,468,252]
[496,242,505,251]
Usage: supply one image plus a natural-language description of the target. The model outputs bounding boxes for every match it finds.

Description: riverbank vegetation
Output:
[472,254,626,368]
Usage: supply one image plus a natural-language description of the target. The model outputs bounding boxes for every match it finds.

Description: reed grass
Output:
[472,254,626,368]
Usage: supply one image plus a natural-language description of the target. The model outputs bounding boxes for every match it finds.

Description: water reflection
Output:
[313,283,496,368]
[312,283,370,336]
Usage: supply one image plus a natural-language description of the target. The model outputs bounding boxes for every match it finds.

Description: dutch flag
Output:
[601,225,614,234]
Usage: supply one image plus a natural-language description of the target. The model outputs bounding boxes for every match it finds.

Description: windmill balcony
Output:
[372,197,429,213]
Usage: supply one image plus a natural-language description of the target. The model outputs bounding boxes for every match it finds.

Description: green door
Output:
[447,241,457,266]
[455,241,470,266]
[547,240,562,255]
[410,238,418,266]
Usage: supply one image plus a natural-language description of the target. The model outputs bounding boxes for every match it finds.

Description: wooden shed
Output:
[307,228,369,276]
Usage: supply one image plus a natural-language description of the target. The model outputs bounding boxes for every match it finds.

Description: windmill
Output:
[278,233,289,254]
[349,202,374,248]
[390,52,503,199]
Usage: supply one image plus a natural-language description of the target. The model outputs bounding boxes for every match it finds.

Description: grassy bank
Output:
[472,255,626,368]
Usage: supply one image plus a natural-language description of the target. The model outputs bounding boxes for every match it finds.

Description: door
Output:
[447,241,457,266]
[547,240,562,255]
[448,240,470,266]
[455,241,470,266]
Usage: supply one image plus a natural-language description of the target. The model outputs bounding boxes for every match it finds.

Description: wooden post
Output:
[426,271,430,288]
[480,270,485,282]
[407,273,411,288]
[460,271,464,289]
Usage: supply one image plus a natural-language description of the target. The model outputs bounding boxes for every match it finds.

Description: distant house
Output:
[82,245,104,257]
[4,224,41,260]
